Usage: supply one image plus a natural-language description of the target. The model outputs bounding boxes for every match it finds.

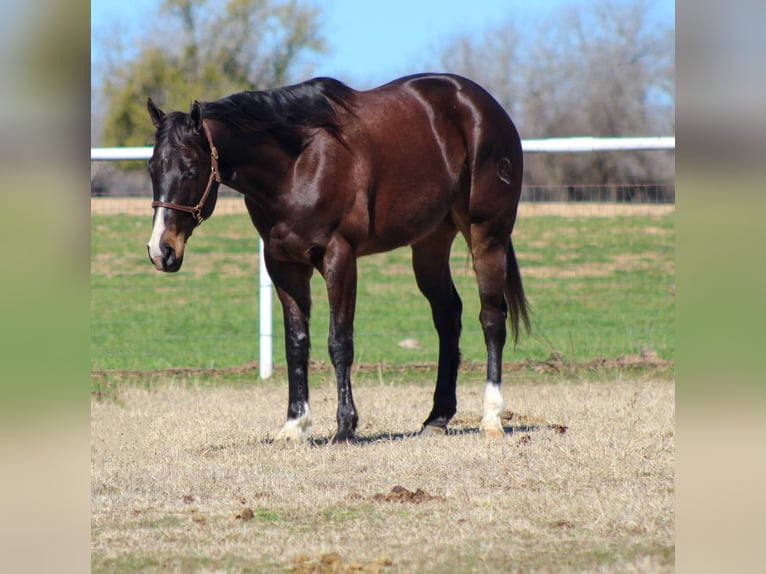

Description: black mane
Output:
[201,77,355,153]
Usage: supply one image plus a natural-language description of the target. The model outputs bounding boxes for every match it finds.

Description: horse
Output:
[146,73,530,443]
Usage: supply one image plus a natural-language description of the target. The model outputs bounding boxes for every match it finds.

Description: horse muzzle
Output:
[148,241,184,272]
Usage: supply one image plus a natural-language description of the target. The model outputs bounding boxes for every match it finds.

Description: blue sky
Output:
[91,0,674,89]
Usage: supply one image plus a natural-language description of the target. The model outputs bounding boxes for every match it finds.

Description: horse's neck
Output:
[220,132,294,200]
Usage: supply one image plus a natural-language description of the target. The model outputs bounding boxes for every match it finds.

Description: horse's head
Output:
[146,98,220,272]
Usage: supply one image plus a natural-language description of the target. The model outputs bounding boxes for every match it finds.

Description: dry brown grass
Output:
[91,373,674,573]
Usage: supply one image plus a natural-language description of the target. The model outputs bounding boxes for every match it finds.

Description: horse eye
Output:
[184,169,199,180]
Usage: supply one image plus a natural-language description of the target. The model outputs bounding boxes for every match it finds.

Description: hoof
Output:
[482,427,505,440]
[420,424,447,437]
[275,404,312,442]
[275,420,312,443]
[332,432,357,445]
[275,425,310,442]
[480,416,505,439]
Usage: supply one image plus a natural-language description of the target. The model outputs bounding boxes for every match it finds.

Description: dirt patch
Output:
[91,348,671,384]
[451,409,568,435]
[91,197,247,216]
[186,253,258,278]
[90,253,146,278]
[522,252,672,279]
[372,485,446,504]
[91,251,258,279]
[92,197,674,218]
[518,203,673,217]
[291,553,393,574]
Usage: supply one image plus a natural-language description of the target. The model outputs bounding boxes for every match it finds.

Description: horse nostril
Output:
[161,243,176,267]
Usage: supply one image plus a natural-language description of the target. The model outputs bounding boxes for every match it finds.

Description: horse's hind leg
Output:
[322,234,360,443]
[411,221,462,434]
[470,225,510,436]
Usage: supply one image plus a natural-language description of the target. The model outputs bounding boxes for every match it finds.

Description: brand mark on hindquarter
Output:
[497,157,512,184]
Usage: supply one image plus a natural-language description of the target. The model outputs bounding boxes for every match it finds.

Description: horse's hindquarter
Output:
[340,78,472,254]
[350,75,522,255]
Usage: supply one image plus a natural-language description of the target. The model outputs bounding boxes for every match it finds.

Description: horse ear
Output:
[190,100,203,134]
[147,97,165,128]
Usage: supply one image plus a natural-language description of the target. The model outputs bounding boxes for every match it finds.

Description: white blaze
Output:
[147,207,168,260]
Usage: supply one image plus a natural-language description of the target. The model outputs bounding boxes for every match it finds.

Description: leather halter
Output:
[151,120,221,225]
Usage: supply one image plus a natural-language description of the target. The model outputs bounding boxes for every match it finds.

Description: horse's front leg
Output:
[266,255,314,441]
[322,235,359,443]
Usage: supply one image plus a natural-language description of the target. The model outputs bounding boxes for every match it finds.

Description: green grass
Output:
[91,209,674,371]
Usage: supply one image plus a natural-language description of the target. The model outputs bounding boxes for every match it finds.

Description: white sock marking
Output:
[276,402,312,441]
[480,382,505,434]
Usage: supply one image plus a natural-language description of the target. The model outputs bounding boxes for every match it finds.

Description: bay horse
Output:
[146,73,530,443]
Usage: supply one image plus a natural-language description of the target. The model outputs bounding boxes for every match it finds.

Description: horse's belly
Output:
[356,183,457,255]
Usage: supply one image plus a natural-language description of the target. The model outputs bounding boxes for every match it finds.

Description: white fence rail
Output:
[91,137,675,161]
[520,136,674,153]
[91,136,675,378]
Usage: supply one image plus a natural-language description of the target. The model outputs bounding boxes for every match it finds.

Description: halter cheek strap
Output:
[151,120,222,225]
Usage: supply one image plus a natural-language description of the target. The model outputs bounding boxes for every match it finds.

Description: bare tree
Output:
[435,0,674,186]
[437,22,523,119]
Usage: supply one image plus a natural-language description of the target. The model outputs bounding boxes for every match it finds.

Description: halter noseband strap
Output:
[151,120,222,225]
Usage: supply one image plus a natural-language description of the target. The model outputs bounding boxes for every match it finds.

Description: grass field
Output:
[91,200,674,372]
[91,368,675,573]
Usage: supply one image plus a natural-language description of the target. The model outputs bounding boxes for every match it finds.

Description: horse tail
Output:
[505,237,531,345]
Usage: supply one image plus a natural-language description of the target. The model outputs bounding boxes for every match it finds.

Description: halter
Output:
[151,120,221,225]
